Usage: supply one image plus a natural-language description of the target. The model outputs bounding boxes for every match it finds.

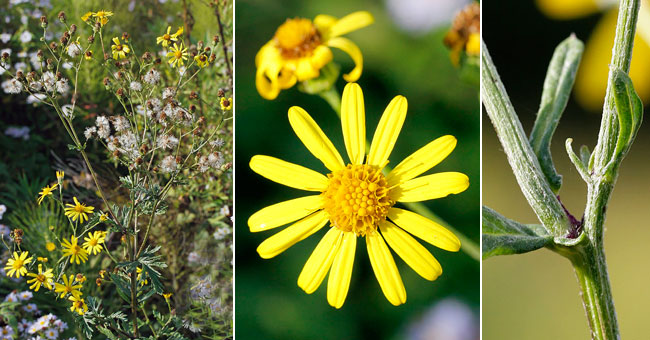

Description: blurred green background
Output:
[235,0,479,339]
[483,0,650,338]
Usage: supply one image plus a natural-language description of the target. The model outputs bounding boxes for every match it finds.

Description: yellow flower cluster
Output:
[81,10,113,27]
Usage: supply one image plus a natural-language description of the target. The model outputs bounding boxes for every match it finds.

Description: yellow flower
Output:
[37,257,48,262]
[163,292,172,300]
[536,0,650,110]
[255,11,373,100]
[194,54,210,68]
[64,197,94,223]
[111,37,130,60]
[83,230,106,255]
[92,10,113,26]
[442,2,480,65]
[99,213,108,222]
[46,242,56,251]
[81,12,92,22]
[84,51,93,60]
[61,235,89,264]
[137,267,148,286]
[69,295,88,315]
[54,274,83,298]
[37,183,58,205]
[220,97,232,111]
[173,26,184,38]
[26,264,54,291]
[156,26,178,47]
[56,170,65,181]
[248,83,468,308]
[4,251,33,278]
[76,273,87,283]
[167,43,188,68]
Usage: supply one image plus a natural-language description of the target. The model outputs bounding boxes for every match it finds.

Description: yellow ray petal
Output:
[310,45,334,69]
[388,208,460,252]
[341,83,366,165]
[366,231,406,306]
[327,11,374,38]
[327,231,356,309]
[386,135,457,187]
[255,44,283,100]
[250,155,328,191]
[379,221,442,280]
[327,37,363,82]
[257,210,328,259]
[277,67,297,89]
[248,195,323,232]
[366,95,408,168]
[298,228,343,294]
[575,9,650,111]
[288,106,345,172]
[535,0,602,20]
[391,172,469,202]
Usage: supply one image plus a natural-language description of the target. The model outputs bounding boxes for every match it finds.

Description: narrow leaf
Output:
[612,69,643,164]
[529,35,584,193]
[482,206,552,259]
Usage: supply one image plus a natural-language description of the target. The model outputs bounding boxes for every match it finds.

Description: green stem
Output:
[567,242,618,340]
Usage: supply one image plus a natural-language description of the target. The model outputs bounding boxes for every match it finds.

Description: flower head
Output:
[56,170,64,181]
[69,295,87,315]
[37,183,58,205]
[167,43,188,68]
[46,242,56,251]
[4,251,33,278]
[255,11,373,100]
[111,37,130,60]
[26,264,54,291]
[194,54,210,68]
[248,83,468,308]
[61,235,89,264]
[157,26,179,47]
[64,197,94,223]
[92,10,113,26]
[83,230,106,255]
[220,97,232,111]
[54,274,82,298]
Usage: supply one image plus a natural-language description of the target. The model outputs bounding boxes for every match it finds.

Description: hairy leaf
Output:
[482,206,553,259]
[529,35,584,193]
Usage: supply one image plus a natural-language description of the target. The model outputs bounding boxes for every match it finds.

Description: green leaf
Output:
[529,35,584,193]
[612,69,643,164]
[109,273,132,303]
[482,206,553,259]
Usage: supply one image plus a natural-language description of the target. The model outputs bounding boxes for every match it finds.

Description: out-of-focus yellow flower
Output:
[167,43,188,68]
[173,26,184,38]
[37,183,58,205]
[37,257,48,262]
[220,97,232,111]
[536,0,650,111]
[137,267,148,286]
[248,83,467,308]
[163,292,173,300]
[4,251,33,278]
[443,3,480,65]
[111,37,130,60]
[56,170,65,181]
[26,264,54,291]
[255,11,373,100]
[99,213,108,222]
[81,12,92,22]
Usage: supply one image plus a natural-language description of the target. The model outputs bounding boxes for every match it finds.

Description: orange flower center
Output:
[274,18,322,58]
[36,274,46,282]
[74,205,85,213]
[322,164,393,236]
[163,34,171,40]
[174,50,183,58]
[115,45,123,51]
[14,259,24,268]
[89,239,98,246]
